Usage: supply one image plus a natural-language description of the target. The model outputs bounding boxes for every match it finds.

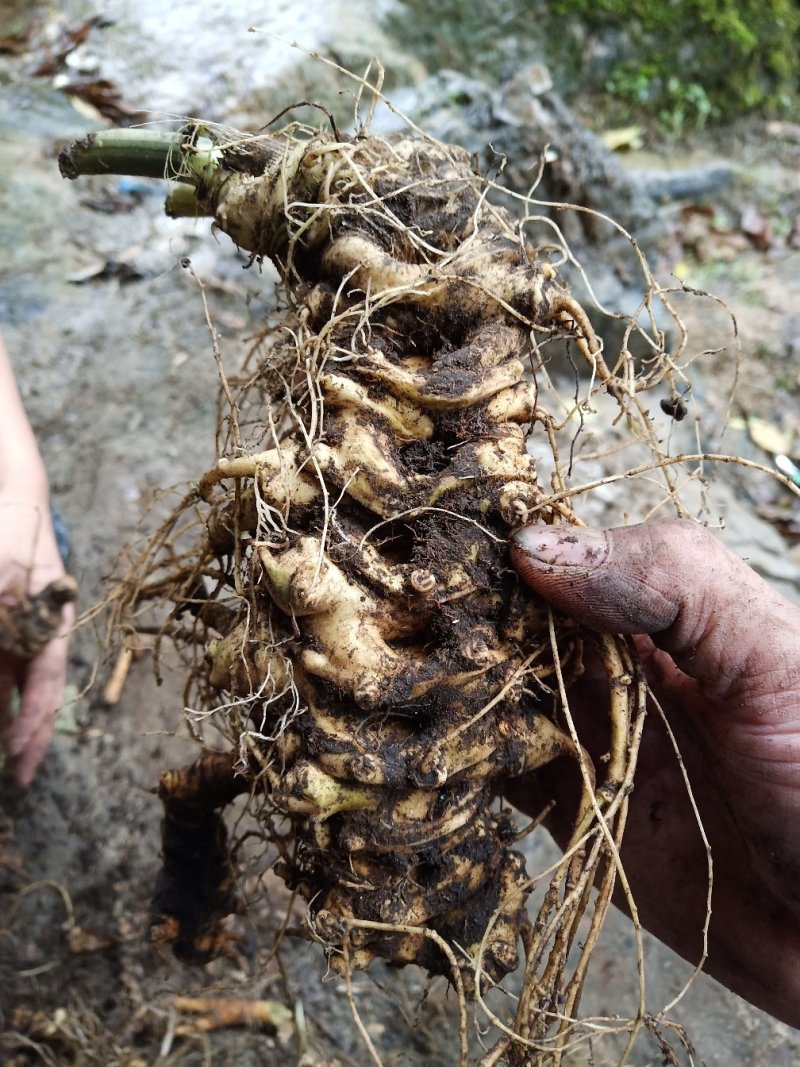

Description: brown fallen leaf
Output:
[0,32,32,55]
[32,16,106,76]
[740,203,774,251]
[677,203,751,262]
[67,259,149,285]
[60,77,148,126]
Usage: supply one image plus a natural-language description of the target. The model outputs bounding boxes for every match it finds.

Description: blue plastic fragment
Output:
[117,177,158,197]
[775,454,800,488]
[50,505,72,569]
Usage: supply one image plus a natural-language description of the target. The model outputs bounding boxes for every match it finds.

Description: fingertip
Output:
[510,521,693,635]
[14,758,35,789]
[511,525,610,568]
[512,518,800,702]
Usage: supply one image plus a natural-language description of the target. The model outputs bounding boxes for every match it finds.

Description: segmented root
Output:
[65,116,657,1060]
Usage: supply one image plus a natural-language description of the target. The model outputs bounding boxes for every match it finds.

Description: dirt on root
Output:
[2,36,800,1067]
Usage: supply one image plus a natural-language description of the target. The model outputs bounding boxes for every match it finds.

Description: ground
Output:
[1,6,800,1066]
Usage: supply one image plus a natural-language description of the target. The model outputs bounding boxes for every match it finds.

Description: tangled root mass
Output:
[82,118,654,1057]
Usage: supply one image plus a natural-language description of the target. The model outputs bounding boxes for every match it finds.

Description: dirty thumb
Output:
[509,518,789,658]
[512,516,800,722]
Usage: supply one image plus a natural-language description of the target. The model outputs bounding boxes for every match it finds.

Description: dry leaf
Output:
[747,415,795,456]
[600,125,643,152]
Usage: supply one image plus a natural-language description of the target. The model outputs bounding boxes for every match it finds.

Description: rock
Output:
[713,481,800,604]
[637,162,735,203]
[781,314,800,363]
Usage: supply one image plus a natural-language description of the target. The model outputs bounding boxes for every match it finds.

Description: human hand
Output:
[508,519,800,1027]
[0,495,74,787]
[0,333,73,787]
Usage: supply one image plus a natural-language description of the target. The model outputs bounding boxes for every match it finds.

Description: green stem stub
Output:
[58,126,223,185]
[59,123,327,259]
[58,129,187,181]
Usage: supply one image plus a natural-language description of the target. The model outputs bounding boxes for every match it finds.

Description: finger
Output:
[510,519,800,708]
[6,624,70,787]
[0,661,15,735]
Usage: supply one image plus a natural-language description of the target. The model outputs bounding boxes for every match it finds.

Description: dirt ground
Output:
[2,7,800,1067]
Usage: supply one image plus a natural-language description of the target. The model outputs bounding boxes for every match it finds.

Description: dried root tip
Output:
[157,752,247,810]
[410,569,437,594]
